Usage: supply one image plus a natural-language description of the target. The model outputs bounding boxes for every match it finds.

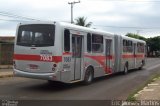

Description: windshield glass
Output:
[17,24,55,47]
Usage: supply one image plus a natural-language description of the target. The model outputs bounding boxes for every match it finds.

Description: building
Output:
[0,36,15,65]
[0,36,15,43]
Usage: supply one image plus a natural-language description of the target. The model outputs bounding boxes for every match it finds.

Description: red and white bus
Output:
[13,22,146,84]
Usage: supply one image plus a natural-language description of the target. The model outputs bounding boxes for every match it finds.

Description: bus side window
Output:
[64,29,70,52]
[123,40,126,52]
[87,33,91,53]
[92,34,103,53]
[137,42,145,53]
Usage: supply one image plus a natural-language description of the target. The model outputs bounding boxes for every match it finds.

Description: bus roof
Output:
[18,21,146,43]
[58,22,114,35]
[18,21,114,36]
[121,35,146,43]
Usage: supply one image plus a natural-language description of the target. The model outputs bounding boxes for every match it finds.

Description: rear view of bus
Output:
[13,23,62,81]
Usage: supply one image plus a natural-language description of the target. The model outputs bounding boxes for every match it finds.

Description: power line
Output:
[1,11,160,30]
[93,0,160,2]
[0,18,28,22]
[0,11,42,21]
[93,25,160,29]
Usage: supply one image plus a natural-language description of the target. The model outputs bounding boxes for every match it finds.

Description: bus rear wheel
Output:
[48,80,55,84]
[123,65,128,75]
[83,67,94,85]
[139,60,144,70]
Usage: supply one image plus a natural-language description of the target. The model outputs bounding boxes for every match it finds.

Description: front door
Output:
[71,35,83,80]
[105,39,112,73]
[133,43,137,68]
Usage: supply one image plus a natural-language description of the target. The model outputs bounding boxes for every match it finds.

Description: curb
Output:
[127,73,160,101]
[0,72,13,78]
[0,65,13,69]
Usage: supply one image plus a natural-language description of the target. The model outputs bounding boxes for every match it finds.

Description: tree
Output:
[125,33,147,41]
[147,36,160,56]
[75,16,92,27]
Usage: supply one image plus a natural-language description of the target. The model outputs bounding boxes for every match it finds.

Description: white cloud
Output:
[0,0,160,37]
[91,15,130,22]
[0,29,15,36]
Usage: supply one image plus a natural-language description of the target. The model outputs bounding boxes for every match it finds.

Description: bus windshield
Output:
[17,24,55,47]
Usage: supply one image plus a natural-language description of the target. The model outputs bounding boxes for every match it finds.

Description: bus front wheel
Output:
[83,67,94,85]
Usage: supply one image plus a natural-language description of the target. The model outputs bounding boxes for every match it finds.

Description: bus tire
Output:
[47,80,56,84]
[139,65,143,70]
[123,65,128,75]
[83,67,94,85]
[139,60,144,70]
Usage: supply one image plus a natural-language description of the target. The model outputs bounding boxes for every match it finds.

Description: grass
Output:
[127,73,160,101]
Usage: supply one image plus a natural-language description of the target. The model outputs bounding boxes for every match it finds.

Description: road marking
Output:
[142,88,154,92]
[137,90,142,94]
[153,78,158,81]
[133,94,139,97]
[146,64,160,71]
[148,83,159,86]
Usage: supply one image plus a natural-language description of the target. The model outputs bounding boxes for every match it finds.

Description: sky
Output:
[0,0,160,38]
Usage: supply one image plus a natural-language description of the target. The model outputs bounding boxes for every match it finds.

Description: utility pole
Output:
[136,30,142,35]
[68,1,80,24]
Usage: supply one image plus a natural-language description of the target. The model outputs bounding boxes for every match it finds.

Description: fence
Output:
[0,43,14,65]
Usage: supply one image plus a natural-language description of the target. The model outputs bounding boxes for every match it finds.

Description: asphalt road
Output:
[0,58,160,101]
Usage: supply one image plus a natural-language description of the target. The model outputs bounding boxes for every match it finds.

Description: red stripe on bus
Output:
[135,54,145,58]
[85,55,113,74]
[63,52,72,55]
[52,56,62,63]
[85,55,113,62]
[14,54,62,63]
[122,54,144,58]
[14,54,40,61]
[85,55,113,60]
[122,55,134,58]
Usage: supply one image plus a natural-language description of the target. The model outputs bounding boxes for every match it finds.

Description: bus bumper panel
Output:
[13,68,59,81]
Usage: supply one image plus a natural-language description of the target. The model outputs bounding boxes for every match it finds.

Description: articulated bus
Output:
[13,22,146,84]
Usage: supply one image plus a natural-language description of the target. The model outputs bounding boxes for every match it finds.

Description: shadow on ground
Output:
[20,68,145,92]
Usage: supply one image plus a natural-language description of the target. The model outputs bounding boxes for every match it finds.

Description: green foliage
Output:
[126,33,147,41]
[126,33,160,56]
[75,16,92,27]
[147,36,160,52]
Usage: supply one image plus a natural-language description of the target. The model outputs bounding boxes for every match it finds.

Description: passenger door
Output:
[133,43,137,68]
[71,35,83,81]
[105,39,112,73]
